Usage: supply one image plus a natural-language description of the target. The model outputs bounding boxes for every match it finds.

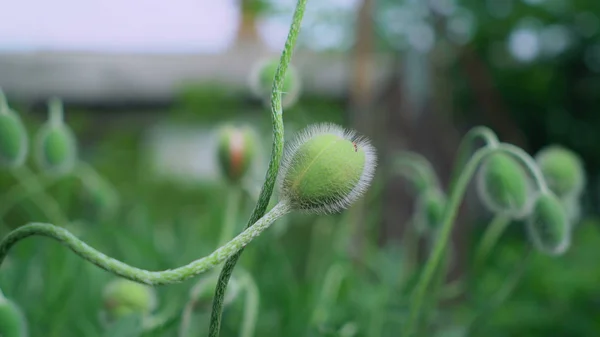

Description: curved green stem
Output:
[405,142,546,336]
[9,167,68,225]
[448,126,499,192]
[208,1,307,336]
[404,146,496,337]
[0,201,291,286]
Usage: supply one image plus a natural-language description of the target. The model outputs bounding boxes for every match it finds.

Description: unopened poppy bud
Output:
[278,123,377,214]
[415,188,446,233]
[217,125,257,183]
[102,279,157,321]
[526,192,570,255]
[249,58,301,109]
[477,153,530,218]
[535,145,585,199]
[35,98,77,176]
[0,91,28,168]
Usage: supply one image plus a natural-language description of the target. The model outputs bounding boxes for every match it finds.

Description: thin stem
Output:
[473,215,511,270]
[48,97,64,126]
[0,88,8,113]
[404,146,497,337]
[0,201,291,286]
[395,151,440,192]
[448,126,499,192]
[239,270,259,337]
[0,171,60,219]
[218,187,242,247]
[310,263,347,326]
[10,167,68,225]
[466,247,534,336]
[208,1,307,336]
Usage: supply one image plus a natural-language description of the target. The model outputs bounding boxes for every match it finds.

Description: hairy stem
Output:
[48,97,64,126]
[0,202,291,285]
[208,1,308,336]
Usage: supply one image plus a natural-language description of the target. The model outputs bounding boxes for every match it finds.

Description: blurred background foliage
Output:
[1,0,600,336]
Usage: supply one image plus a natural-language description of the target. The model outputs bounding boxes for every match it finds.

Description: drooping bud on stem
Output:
[415,188,446,233]
[526,191,570,255]
[34,98,77,176]
[102,279,157,321]
[278,123,377,213]
[535,145,585,199]
[249,58,301,109]
[0,90,28,168]
[217,125,257,183]
[477,152,530,218]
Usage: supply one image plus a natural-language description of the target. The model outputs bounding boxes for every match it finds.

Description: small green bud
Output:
[0,294,28,337]
[526,192,570,255]
[102,279,156,321]
[535,145,585,198]
[477,153,530,218]
[249,58,301,109]
[217,125,256,182]
[34,99,77,176]
[415,188,446,233]
[279,123,377,214]
[0,99,28,168]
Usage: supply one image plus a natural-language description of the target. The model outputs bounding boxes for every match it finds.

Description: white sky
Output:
[0,0,242,53]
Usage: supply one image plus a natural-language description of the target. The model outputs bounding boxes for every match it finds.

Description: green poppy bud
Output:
[249,58,301,109]
[415,188,446,233]
[217,125,257,182]
[526,192,570,255]
[0,293,28,337]
[477,153,530,218]
[278,123,377,214]
[535,145,585,199]
[0,94,28,168]
[34,99,77,176]
[102,279,157,321]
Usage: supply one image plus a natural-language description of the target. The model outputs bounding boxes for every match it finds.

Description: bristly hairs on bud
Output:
[535,145,586,199]
[278,123,377,214]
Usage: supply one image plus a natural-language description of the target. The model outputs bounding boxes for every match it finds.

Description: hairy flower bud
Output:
[477,153,530,218]
[526,192,570,255]
[249,58,301,109]
[535,145,585,199]
[278,123,377,214]
[217,125,257,182]
[102,279,156,321]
